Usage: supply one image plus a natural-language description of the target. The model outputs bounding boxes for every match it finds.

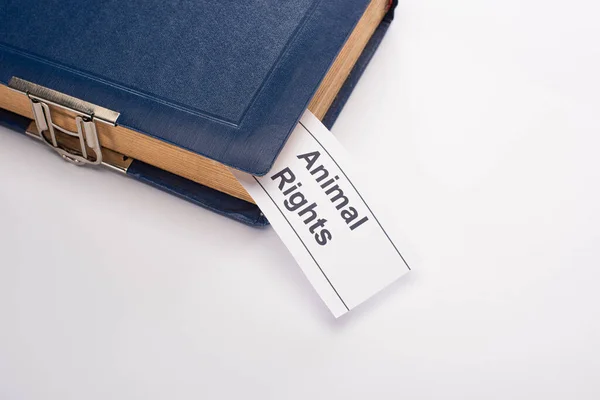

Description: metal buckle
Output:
[30,98,102,165]
[8,77,120,167]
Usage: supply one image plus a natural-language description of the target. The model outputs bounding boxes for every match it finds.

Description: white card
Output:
[232,111,411,317]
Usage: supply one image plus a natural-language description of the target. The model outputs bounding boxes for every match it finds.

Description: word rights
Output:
[233,111,411,318]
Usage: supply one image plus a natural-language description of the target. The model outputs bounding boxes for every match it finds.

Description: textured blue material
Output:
[386,0,399,22]
[0,107,30,133]
[0,0,370,175]
[0,107,268,227]
[127,160,269,227]
[0,1,396,226]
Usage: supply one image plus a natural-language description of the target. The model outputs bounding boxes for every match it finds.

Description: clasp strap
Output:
[29,97,102,165]
[8,77,120,166]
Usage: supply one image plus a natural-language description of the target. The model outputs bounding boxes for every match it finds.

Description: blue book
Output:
[0,0,397,225]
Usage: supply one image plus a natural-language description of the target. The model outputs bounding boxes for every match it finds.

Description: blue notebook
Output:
[0,0,397,225]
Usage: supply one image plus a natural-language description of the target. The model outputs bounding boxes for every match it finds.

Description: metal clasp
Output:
[8,77,120,166]
[30,97,102,165]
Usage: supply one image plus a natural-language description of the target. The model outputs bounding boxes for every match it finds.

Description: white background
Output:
[1,0,599,398]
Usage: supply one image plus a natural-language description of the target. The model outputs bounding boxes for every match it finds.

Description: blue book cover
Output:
[0,0,385,175]
[0,1,396,225]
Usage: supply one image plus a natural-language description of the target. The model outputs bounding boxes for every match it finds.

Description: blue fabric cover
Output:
[0,0,371,175]
[127,160,269,227]
[0,107,268,226]
[0,107,30,132]
[0,1,396,227]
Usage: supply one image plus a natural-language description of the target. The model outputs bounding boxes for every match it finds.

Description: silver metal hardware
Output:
[25,123,132,174]
[8,77,120,166]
